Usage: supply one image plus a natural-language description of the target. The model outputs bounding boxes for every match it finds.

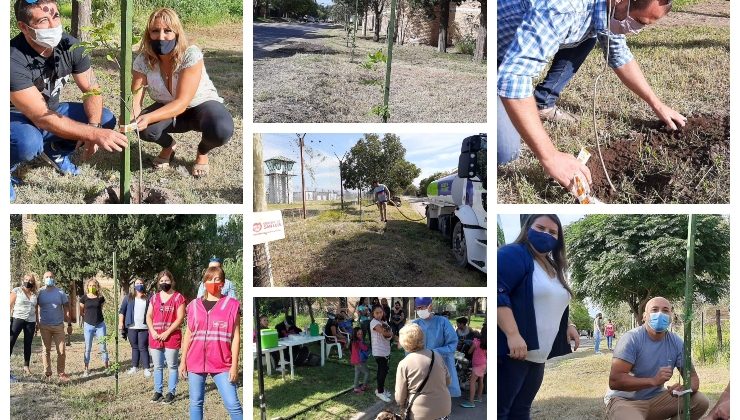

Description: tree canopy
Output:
[565,214,729,325]
[340,133,420,194]
[20,214,243,299]
[418,170,455,196]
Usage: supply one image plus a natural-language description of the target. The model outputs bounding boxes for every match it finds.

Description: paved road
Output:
[450,395,487,418]
[253,22,333,58]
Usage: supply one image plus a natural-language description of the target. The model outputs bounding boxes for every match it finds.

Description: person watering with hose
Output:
[370,180,391,222]
[498,0,685,192]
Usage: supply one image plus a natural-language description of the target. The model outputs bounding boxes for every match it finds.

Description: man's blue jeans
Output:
[83,321,108,366]
[534,37,598,110]
[188,371,243,419]
[498,356,545,420]
[594,330,602,353]
[10,102,116,172]
[151,347,179,395]
[607,335,614,350]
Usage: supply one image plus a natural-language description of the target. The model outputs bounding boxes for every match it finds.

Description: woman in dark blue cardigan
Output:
[498,214,581,419]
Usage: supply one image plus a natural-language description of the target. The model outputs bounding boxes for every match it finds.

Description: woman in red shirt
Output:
[146,270,185,404]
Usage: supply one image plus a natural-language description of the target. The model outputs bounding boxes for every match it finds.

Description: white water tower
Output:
[265,156,296,204]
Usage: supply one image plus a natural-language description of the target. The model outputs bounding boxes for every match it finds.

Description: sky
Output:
[260,133,478,191]
[317,0,334,5]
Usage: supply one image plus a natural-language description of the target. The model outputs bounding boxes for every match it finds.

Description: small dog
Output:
[375,410,402,420]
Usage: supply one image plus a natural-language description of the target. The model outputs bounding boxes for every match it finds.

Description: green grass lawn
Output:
[259,199,485,287]
[254,342,406,420]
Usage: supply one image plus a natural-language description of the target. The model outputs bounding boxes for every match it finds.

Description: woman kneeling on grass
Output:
[131,8,233,177]
[180,266,242,419]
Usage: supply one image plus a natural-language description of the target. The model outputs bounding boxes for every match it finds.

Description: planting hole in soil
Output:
[90,185,183,204]
[586,115,729,203]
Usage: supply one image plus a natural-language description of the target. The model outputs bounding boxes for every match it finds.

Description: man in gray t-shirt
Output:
[36,271,71,381]
[605,297,709,420]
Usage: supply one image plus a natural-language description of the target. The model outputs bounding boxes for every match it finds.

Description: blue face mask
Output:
[648,312,671,333]
[134,284,145,293]
[527,228,559,253]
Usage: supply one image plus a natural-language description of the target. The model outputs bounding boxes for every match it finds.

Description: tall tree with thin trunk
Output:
[474,0,486,62]
[409,0,461,52]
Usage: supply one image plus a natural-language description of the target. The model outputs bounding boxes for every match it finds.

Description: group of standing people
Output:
[593,313,618,353]
[10,257,243,419]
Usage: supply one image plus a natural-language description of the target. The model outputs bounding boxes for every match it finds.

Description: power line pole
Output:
[298,134,307,219]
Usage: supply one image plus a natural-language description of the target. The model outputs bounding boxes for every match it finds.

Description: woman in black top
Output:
[389,301,405,337]
[80,278,109,377]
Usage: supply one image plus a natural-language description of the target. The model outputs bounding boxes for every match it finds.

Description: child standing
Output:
[370,305,393,402]
[350,327,370,393]
[461,323,487,408]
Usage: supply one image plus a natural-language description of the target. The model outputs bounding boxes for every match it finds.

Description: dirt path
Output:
[656,0,729,28]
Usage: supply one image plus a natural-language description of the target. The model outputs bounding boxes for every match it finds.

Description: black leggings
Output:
[10,318,35,367]
[128,329,150,368]
[375,355,389,393]
[138,100,234,155]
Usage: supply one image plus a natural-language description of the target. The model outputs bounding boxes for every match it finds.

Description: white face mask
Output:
[28,24,63,50]
[609,1,645,35]
[416,309,431,319]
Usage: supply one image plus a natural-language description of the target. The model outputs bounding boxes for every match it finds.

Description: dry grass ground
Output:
[497,0,729,204]
[13,23,244,204]
[253,26,487,123]
[529,347,729,419]
[259,199,486,287]
[10,325,243,420]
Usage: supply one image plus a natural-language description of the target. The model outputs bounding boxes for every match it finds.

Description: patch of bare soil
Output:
[586,115,729,203]
[90,185,183,204]
[656,0,729,28]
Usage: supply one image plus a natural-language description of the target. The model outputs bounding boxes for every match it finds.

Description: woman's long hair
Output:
[128,277,146,301]
[138,8,190,71]
[85,278,101,298]
[514,214,573,296]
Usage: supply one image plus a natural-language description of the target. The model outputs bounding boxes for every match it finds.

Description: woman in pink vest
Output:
[604,319,616,351]
[146,270,186,404]
[179,266,242,419]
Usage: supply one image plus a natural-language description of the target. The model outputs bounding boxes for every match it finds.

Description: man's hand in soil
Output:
[541,151,592,190]
[652,102,687,131]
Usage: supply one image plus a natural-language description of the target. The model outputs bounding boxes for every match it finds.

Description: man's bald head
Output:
[643,296,672,321]
[43,271,54,279]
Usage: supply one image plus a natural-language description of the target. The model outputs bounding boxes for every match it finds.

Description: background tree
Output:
[474,0,486,62]
[409,0,461,53]
[569,299,592,333]
[370,0,387,42]
[566,214,730,326]
[341,133,421,196]
[71,0,91,42]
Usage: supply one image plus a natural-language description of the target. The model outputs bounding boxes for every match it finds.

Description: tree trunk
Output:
[364,8,368,37]
[71,0,91,42]
[306,298,315,323]
[437,0,450,53]
[474,0,486,62]
[374,11,382,42]
[716,309,722,350]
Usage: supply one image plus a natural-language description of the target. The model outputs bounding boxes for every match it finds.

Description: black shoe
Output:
[162,392,175,404]
[151,392,163,403]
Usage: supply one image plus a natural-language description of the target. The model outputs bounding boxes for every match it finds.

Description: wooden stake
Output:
[119,0,132,203]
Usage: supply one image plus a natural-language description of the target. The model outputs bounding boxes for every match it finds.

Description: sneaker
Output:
[360,384,368,391]
[82,369,89,378]
[54,154,81,176]
[383,390,392,399]
[162,393,175,404]
[57,373,70,382]
[460,401,476,408]
[143,368,151,378]
[474,397,484,403]
[150,392,163,403]
[538,106,578,124]
[353,387,363,394]
[126,367,138,375]
[375,390,391,402]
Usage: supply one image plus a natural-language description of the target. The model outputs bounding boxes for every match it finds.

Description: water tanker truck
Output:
[425,134,487,273]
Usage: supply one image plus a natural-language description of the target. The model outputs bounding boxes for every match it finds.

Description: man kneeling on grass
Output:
[604,296,709,420]
[10,0,128,202]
